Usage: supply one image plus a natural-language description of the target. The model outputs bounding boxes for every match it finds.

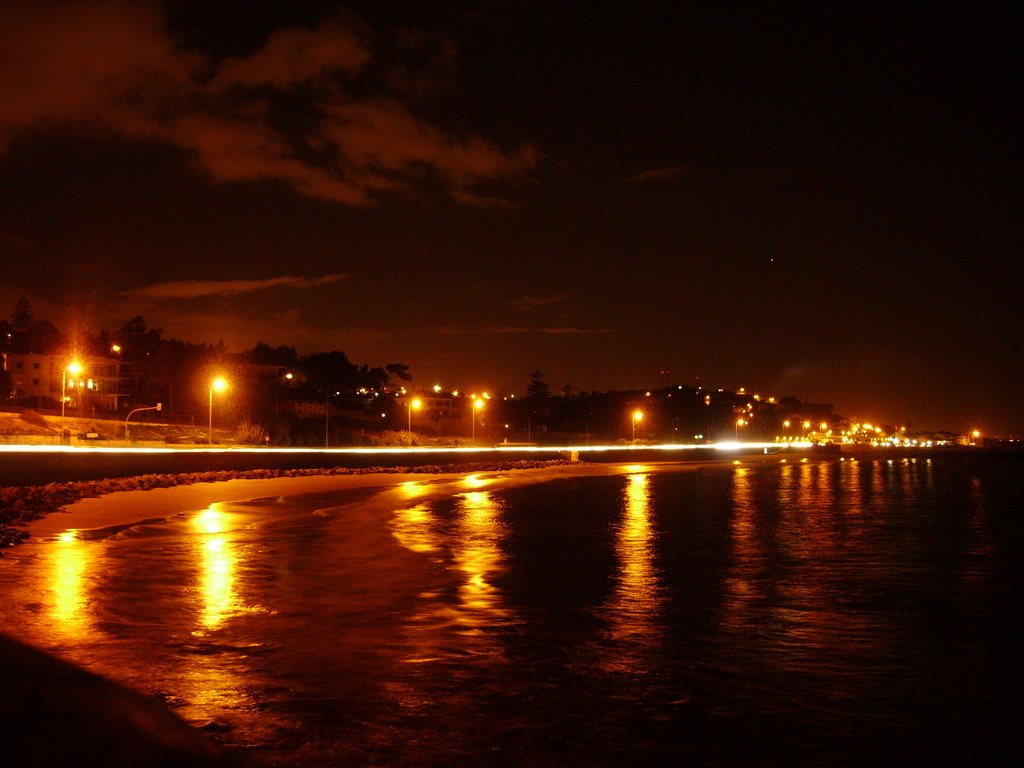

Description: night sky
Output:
[1,2,1019,434]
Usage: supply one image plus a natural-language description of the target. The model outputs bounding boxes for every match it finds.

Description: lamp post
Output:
[407,397,422,437]
[125,403,162,441]
[735,417,746,440]
[208,377,227,445]
[632,409,644,442]
[471,398,484,445]
[61,360,82,430]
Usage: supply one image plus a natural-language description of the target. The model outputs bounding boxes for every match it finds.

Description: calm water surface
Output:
[1,456,1021,766]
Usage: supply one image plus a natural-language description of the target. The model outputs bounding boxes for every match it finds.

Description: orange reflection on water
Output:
[721,466,761,634]
[392,503,438,554]
[387,486,513,702]
[616,473,659,617]
[47,530,97,640]
[598,470,665,673]
[462,473,491,489]
[398,480,430,499]
[192,504,241,633]
[722,462,889,671]
[455,490,508,618]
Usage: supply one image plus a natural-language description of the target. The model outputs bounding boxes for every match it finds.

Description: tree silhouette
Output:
[24,319,65,354]
[385,363,412,382]
[11,296,32,329]
[526,370,550,401]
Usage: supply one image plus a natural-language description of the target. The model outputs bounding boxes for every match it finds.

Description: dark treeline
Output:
[1,298,415,445]
[3,298,844,446]
[483,370,839,445]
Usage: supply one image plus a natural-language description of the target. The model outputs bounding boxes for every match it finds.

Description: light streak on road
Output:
[0,441,815,456]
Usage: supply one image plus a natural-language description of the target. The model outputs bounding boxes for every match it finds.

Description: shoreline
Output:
[6,446,1011,550]
[0,460,574,550]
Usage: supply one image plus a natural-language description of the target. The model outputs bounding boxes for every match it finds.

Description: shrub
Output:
[20,410,47,428]
[234,418,268,446]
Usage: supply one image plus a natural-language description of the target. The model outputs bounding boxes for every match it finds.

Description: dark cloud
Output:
[430,324,616,336]
[121,274,348,300]
[208,18,371,90]
[628,165,685,183]
[0,0,538,205]
[507,294,569,311]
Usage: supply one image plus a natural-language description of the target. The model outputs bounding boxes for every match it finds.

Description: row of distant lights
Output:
[73,357,987,440]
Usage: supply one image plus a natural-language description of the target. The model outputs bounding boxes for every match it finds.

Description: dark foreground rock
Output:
[0,633,247,767]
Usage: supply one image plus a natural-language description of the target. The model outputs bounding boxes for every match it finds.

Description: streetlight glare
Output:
[470,398,485,445]
[406,397,423,436]
[208,376,228,445]
[61,359,86,430]
[631,409,644,441]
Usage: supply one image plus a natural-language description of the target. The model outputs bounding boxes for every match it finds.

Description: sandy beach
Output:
[26,472,456,539]
[5,461,633,766]
[24,461,634,541]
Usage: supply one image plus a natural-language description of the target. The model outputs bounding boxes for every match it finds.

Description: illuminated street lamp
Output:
[802,420,811,438]
[783,419,791,440]
[407,397,422,436]
[632,409,644,441]
[61,360,82,427]
[471,397,485,445]
[208,376,227,445]
[735,417,747,440]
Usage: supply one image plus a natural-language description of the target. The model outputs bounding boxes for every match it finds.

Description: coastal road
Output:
[0,446,570,487]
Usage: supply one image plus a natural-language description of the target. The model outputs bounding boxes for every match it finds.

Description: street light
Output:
[125,403,162,441]
[471,397,485,445]
[61,360,82,427]
[208,376,227,445]
[632,409,644,442]
[407,397,422,436]
[735,417,747,440]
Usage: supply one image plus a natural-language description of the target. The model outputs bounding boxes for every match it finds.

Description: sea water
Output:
[1,455,1020,766]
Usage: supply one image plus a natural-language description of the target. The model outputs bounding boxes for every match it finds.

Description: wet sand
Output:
[24,461,645,539]
[6,463,622,767]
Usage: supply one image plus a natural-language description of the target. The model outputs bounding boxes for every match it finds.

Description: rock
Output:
[0,633,247,767]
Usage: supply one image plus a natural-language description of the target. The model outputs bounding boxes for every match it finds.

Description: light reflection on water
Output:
[454,490,507,620]
[0,458,1019,765]
[390,485,513,651]
[594,470,666,673]
[193,505,238,633]
[47,530,97,642]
